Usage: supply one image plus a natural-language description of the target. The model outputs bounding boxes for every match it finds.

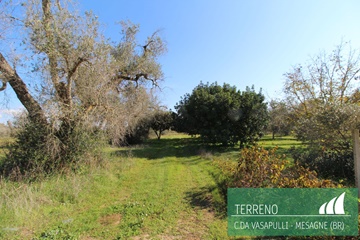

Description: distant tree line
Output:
[125,82,270,148]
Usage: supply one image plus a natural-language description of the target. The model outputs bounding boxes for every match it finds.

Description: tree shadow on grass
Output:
[184,185,227,219]
[112,137,238,161]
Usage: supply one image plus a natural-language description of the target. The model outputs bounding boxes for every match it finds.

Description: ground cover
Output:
[0,133,303,239]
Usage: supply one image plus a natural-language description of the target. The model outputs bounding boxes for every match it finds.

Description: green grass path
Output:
[0,135,302,239]
[102,137,227,239]
[0,136,228,239]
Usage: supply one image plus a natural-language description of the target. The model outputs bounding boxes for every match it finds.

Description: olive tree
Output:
[0,0,166,177]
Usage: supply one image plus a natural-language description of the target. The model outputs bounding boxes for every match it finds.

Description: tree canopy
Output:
[283,43,360,181]
[267,100,293,139]
[0,0,166,177]
[175,82,268,147]
[284,42,360,151]
[150,110,173,140]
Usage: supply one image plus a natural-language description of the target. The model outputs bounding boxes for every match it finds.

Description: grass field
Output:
[0,133,302,239]
[258,135,305,161]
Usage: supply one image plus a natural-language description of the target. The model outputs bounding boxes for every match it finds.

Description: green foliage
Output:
[283,44,360,148]
[290,147,354,183]
[0,134,346,239]
[175,82,268,146]
[1,118,105,180]
[150,111,174,140]
[122,118,151,145]
[267,100,293,138]
[2,120,51,180]
[214,146,338,199]
[37,226,77,240]
[112,202,146,238]
[282,44,360,186]
[293,104,355,151]
[1,1,167,180]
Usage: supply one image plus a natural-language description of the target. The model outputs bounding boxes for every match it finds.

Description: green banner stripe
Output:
[228,188,358,237]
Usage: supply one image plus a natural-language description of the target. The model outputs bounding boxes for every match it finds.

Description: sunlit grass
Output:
[259,135,304,148]
[258,135,304,161]
[0,147,135,239]
[0,133,304,239]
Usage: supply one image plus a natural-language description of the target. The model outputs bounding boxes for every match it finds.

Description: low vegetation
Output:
[0,130,357,239]
[214,146,339,202]
[0,134,223,239]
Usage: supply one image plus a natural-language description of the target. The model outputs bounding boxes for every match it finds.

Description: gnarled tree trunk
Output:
[0,52,48,126]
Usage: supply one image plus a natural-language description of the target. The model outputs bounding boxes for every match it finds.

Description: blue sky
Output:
[1,0,360,122]
[81,0,360,108]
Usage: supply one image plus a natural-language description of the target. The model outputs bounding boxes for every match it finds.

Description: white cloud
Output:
[0,108,25,123]
[0,109,24,115]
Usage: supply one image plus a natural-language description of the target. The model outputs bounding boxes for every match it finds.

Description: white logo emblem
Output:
[319,192,345,215]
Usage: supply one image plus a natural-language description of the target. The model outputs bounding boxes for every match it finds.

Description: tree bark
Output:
[0,53,48,126]
[42,0,72,109]
[352,129,360,198]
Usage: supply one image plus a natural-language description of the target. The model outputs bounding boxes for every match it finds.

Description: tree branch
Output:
[0,80,7,91]
[0,52,47,125]
[113,73,158,87]
[68,57,87,80]
[65,57,88,108]
[42,0,60,90]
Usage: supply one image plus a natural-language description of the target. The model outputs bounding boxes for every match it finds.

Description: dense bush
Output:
[290,147,354,183]
[213,146,338,199]
[1,118,105,181]
[119,110,174,145]
[175,82,268,147]
[121,118,151,146]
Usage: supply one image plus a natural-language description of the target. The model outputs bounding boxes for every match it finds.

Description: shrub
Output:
[121,119,150,146]
[213,146,338,199]
[1,118,105,181]
[290,147,354,183]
